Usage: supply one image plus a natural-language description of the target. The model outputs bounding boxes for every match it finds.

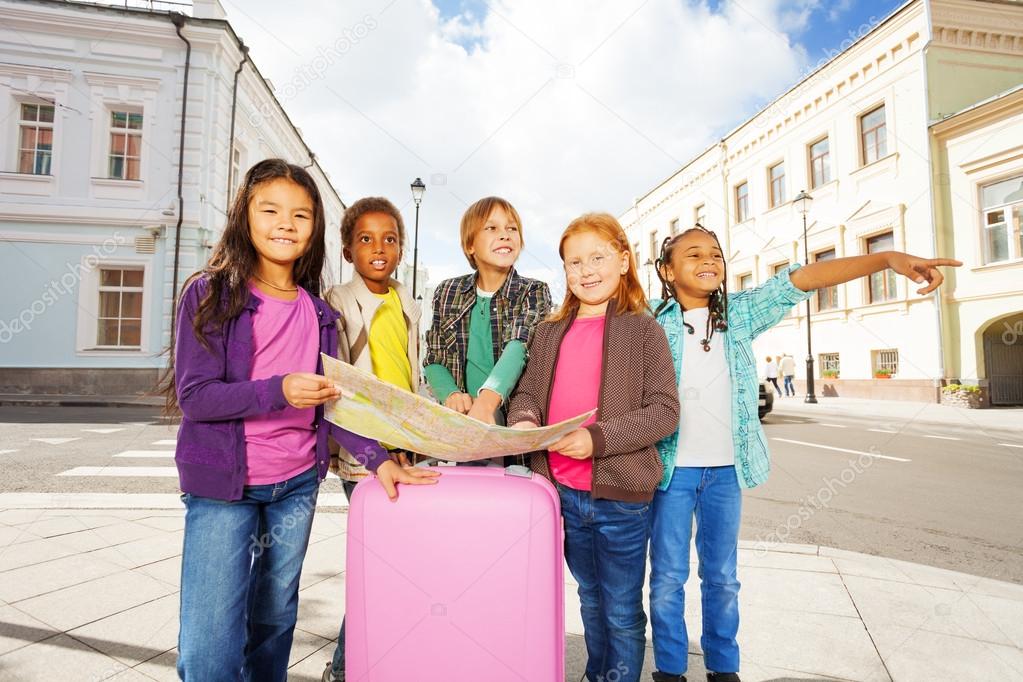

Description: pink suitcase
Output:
[345,465,565,681]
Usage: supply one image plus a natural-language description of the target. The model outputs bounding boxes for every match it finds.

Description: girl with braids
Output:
[166,159,435,680]
[647,226,961,682]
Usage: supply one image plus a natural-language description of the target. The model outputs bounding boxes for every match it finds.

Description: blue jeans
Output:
[649,466,741,676]
[559,485,651,682]
[783,375,795,396]
[178,466,319,682]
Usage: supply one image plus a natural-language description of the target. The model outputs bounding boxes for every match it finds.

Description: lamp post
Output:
[410,177,425,299]
[644,257,654,297]
[794,189,817,404]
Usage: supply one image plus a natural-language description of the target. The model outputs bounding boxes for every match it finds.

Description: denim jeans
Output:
[329,479,358,679]
[649,466,741,676]
[783,375,795,396]
[177,466,319,682]
[559,484,651,682]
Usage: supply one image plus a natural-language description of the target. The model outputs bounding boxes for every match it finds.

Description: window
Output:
[814,249,838,310]
[738,272,753,290]
[773,262,791,315]
[230,145,242,202]
[819,352,840,376]
[735,182,749,223]
[860,104,887,166]
[769,162,786,208]
[809,137,830,188]
[669,218,679,236]
[649,231,659,262]
[872,349,898,376]
[980,174,1023,264]
[695,204,706,227]
[866,232,897,302]
[97,268,143,348]
[108,110,143,180]
[18,103,54,175]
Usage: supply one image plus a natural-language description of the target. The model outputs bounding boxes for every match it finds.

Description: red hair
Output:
[550,212,650,321]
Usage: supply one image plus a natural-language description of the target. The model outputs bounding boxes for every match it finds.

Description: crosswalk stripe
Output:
[0,492,350,509]
[923,435,960,441]
[868,428,898,434]
[81,428,126,434]
[57,467,178,477]
[819,423,847,428]
[0,449,18,455]
[772,438,911,463]
[152,440,177,446]
[999,443,1023,449]
[112,450,175,458]
[31,437,80,445]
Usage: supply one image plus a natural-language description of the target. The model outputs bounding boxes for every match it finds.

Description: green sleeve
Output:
[479,340,527,403]
[424,363,460,403]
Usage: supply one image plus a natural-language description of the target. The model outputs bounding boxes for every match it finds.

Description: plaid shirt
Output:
[424,268,552,395]
[652,264,811,490]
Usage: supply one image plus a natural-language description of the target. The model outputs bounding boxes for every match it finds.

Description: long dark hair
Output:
[161,158,328,412]
[654,225,729,351]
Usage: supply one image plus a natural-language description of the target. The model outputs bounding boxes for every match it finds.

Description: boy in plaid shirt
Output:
[423,197,551,446]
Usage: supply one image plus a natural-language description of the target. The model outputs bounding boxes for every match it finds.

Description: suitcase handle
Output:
[413,458,534,479]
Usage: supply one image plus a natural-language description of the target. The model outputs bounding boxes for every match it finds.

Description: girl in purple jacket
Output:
[165,159,436,681]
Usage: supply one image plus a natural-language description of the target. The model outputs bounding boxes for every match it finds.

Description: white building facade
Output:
[622,0,1023,404]
[0,0,345,397]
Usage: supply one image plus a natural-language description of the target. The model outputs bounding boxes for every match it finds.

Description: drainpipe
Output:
[920,0,948,398]
[169,12,191,344]
[226,43,248,204]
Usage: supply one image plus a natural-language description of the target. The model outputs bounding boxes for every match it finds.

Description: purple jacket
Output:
[174,277,388,501]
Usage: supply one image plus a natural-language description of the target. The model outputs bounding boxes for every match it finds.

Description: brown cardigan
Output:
[507,300,680,502]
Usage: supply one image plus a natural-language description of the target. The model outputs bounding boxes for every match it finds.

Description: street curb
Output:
[0,395,163,408]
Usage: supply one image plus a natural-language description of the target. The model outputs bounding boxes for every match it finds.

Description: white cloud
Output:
[221,0,815,287]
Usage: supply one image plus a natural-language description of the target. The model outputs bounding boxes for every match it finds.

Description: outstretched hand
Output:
[887,254,962,295]
[375,460,440,501]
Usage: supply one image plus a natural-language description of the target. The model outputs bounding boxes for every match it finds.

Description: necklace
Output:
[253,274,298,292]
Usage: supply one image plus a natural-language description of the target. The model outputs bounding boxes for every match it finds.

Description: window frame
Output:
[859,104,888,167]
[17,102,55,176]
[808,136,831,189]
[107,108,143,181]
[735,182,749,223]
[865,231,898,303]
[813,248,839,311]
[819,352,840,377]
[694,204,706,227]
[979,173,1023,265]
[768,161,786,208]
[872,348,899,376]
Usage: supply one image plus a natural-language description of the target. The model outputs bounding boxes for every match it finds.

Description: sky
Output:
[217,0,907,292]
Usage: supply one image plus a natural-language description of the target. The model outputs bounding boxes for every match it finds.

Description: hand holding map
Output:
[321,354,594,462]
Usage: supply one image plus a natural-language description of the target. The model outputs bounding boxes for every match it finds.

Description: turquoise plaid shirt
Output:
[651,263,812,490]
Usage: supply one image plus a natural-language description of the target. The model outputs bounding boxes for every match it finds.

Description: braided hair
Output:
[653,224,729,352]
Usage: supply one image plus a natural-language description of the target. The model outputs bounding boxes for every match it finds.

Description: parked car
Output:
[759,381,774,420]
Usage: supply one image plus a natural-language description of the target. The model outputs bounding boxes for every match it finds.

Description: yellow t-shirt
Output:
[369,288,413,393]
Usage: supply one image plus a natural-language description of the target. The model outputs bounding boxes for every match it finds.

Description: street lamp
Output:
[410,177,425,299]
[794,189,817,404]
[644,257,654,297]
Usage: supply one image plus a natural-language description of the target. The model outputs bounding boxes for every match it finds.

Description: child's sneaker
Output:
[321,662,343,682]
[652,672,687,682]
[706,673,740,682]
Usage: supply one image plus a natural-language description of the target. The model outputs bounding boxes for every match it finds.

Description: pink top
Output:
[243,285,319,485]
[547,315,604,491]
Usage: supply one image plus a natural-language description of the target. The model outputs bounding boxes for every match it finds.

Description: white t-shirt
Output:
[675,307,735,468]
[764,359,779,379]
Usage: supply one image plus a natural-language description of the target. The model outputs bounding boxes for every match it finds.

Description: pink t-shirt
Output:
[243,285,319,485]
[547,315,604,491]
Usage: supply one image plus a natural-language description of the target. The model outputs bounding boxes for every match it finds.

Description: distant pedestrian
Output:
[780,353,796,397]
[764,356,781,396]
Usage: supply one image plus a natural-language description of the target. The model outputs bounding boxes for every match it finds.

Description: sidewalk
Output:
[770,394,1023,433]
[1,505,1020,681]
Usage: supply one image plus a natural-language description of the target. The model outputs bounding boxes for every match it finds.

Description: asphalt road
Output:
[1,403,1021,583]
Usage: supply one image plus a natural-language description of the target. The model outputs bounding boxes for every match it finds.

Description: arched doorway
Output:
[984,312,1023,406]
